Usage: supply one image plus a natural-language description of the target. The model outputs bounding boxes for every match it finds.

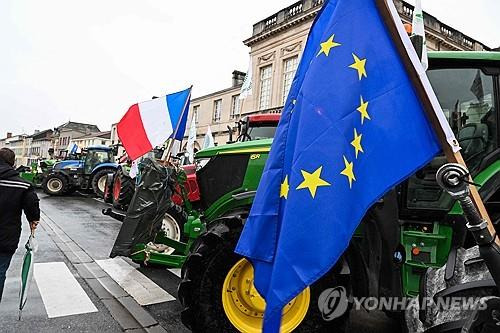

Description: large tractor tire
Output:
[112,168,135,211]
[103,173,115,204]
[42,174,69,196]
[91,168,116,198]
[178,217,350,333]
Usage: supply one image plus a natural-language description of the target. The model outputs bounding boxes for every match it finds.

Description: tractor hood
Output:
[53,160,83,170]
[195,138,273,159]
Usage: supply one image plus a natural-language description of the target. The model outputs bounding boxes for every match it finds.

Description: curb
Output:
[40,211,167,333]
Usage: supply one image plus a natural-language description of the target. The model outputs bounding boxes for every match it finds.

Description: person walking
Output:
[0,148,39,302]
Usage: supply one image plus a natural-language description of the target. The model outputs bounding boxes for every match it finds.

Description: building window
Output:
[193,105,200,123]
[231,95,241,119]
[282,56,299,105]
[213,99,222,122]
[259,65,273,110]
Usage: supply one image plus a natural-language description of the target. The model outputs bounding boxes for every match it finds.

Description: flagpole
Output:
[162,85,193,163]
[376,0,499,246]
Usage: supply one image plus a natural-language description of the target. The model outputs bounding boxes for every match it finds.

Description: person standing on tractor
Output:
[0,148,40,302]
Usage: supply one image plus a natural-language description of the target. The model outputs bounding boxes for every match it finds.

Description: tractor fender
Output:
[91,163,118,175]
[46,169,71,179]
[44,169,75,187]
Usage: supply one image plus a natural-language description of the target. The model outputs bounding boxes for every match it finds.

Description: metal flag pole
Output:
[162,86,193,163]
[375,0,499,246]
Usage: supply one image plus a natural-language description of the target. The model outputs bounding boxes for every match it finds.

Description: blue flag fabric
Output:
[235,0,441,331]
[167,88,191,140]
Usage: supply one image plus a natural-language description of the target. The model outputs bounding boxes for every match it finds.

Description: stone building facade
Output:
[52,121,101,157]
[188,0,490,146]
[71,131,112,150]
[3,134,30,166]
[28,129,54,164]
[0,121,102,165]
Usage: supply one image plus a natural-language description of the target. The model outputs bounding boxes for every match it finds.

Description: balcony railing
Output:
[252,0,324,37]
[398,0,483,51]
[284,2,303,20]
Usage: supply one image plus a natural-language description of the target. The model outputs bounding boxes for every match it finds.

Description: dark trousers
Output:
[0,253,13,302]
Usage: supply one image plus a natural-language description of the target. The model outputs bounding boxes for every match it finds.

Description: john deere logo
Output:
[318,286,348,321]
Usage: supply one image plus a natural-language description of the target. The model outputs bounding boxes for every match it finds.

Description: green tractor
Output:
[175,51,500,332]
[18,159,57,187]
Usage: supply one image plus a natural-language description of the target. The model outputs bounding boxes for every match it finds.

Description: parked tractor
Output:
[18,159,57,187]
[170,51,500,332]
[227,113,281,143]
[107,113,281,213]
[42,146,118,197]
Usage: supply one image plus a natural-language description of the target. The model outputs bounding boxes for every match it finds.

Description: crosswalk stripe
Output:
[168,268,181,278]
[96,258,175,305]
[34,262,98,318]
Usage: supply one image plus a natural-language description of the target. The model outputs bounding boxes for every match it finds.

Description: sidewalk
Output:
[0,217,122,333]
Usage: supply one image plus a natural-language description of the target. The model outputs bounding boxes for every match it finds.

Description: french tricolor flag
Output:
[117,88,191,160]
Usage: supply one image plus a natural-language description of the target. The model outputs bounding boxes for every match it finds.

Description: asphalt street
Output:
[0,191,402,332]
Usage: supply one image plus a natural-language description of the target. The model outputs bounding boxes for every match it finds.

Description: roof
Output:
[29,129,53,140]
[245,0,490,51]
[56,121,100,133]
[74,131,111,140]
[196,138,273,158]
[246,114,281,123]
[428,51,500,62]
[86,145,112,151]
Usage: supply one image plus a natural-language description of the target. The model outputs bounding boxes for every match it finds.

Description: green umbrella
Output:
[19,231,36,320]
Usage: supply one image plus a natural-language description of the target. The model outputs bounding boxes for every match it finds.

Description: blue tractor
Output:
[42,146,118,197]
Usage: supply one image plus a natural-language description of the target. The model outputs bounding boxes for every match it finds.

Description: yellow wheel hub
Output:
[222,259,310,333]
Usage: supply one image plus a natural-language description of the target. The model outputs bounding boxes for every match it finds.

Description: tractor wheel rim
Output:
[47,178,63,192]
[97,175,107,193]
[222,258,310,333]
[161,213,181,255]
[113,177,122,201]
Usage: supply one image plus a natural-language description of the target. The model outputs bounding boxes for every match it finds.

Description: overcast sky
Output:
[1,0,499,137]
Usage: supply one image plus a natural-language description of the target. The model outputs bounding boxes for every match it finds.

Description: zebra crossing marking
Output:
[34,262,98,318]
[96,258,175,305]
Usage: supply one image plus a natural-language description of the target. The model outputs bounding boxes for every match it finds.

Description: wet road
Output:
[0,191,401,332]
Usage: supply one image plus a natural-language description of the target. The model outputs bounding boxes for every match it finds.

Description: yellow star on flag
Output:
[351,128,364,158]
[296,166,331,198]
[280,175,290,199]
[349,53,367,80]
[340,156,356,189]
[356,96,370,124]
[317,34,341,57]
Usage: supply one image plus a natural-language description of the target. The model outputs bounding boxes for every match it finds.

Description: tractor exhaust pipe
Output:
[436,163,500,290]
[102,208,126,222]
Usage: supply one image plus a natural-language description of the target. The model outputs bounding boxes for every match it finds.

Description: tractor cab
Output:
[228,114,281,143]
[82,146,114,174]
[347,52,500,299]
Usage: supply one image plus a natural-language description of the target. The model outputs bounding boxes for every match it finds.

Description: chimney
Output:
[6,132,12,139]
[232,70,246,87]
[34,130,40,134]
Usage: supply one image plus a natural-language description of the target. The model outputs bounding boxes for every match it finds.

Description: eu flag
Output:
[235,0,444,331]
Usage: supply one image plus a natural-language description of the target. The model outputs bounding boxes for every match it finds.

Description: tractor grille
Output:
[197,154,249,209]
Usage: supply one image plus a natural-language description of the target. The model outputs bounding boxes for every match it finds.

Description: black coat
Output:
[0,161,40,254]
